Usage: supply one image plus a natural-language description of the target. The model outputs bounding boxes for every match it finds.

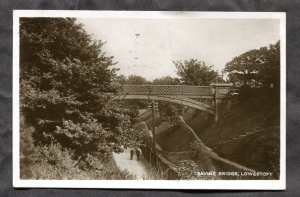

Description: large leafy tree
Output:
[224,49,262,85]
[125,74,148,85]
[174,59,218,86]
[20,18,131,157]
[152,76,180,85]
[257,41,280,87]
[224,41,280,87]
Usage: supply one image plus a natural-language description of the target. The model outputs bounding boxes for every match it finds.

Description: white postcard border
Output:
[13,10,286,190]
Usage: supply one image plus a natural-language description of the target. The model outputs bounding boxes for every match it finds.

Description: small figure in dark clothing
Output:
[135,148,141,161]
[130,148,134,160]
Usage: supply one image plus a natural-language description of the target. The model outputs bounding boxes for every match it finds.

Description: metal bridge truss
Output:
[113,85,216,114]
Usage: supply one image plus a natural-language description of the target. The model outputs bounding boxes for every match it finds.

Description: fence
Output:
[140,145,180,180]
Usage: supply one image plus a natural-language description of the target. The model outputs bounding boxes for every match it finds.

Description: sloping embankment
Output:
[133,95,280,180]
[199,96,280,177]
[156,116,256,179]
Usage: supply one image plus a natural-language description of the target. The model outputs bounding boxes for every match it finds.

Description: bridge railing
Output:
[119,85,213,96]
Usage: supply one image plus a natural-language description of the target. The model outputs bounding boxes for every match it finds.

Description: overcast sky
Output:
[78,18,280,80]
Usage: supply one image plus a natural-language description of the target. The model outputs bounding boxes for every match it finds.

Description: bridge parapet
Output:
[210,83,233,98]
[120,85,213,98]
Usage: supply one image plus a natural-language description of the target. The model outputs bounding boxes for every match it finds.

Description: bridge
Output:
[113,83,233,122]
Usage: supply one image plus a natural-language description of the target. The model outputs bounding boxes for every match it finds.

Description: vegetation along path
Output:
[113,149,148,179]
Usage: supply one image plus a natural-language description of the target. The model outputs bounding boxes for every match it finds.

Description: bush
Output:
[24,143,135,180]
[20,18,133,160]
[174,160,199,179]
[20,115,36,179]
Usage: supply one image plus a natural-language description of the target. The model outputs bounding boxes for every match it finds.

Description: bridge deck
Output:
[119,85,213,97]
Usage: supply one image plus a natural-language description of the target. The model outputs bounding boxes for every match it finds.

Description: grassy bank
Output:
[200,95,280,177]
[21,142,135,180]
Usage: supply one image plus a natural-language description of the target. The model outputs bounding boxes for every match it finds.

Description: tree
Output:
[224,41,280,87]
[124,128,145,148]
[224,49,263,86]
[126,74,148,85]
[174,160,200,179]
[20,114,36,179]
[160,102,184,125]
[174,59,218,86]
[113,74,126,87]
[20,18,131,158]
[257,41,280,87]
[152,76,180,85]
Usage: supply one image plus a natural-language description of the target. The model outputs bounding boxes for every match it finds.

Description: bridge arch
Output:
[110,84,233,122]
[113,94,214,114]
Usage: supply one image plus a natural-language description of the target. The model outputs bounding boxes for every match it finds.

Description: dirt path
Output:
[112,149,149,179]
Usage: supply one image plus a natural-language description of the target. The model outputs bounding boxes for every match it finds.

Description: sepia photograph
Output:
[13,11,286,189]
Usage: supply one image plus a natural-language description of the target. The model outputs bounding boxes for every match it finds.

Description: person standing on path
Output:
[130,148,134,160]
[136,148,141,161]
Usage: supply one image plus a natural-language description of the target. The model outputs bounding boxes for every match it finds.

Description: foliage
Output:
[20,115,36,179]
[54,118,113,156]
[174,59,218,85]
[125,74,148,85]
[190,140,216,173]
[20,18,132,160]
[224,49,262,85]
[159,102,184,124]
[113,74,127,86]
[152,76,180,85]
[174,160,199,179]
[122,128,146,148]
[112,74,148,86]
[257,41,280,87]
[224,41,280,87]
[190,140,208,153]
[115,74,149,112]
[24,143,135,180]
[150,76,183,124]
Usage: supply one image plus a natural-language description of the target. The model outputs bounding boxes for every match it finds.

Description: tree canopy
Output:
[224,41,280,87]
[152,76,180,85]
[125,74,148,85]
[20,18,131,157]
[174,59,218,86]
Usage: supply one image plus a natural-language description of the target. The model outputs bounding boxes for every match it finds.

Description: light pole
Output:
[148,100,158,153]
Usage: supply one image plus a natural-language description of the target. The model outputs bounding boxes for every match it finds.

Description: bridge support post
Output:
[211,83,233,122]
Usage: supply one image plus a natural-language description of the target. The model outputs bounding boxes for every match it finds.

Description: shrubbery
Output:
[174,160,199,179]
[19,18,138,179]
[26,143,134,180]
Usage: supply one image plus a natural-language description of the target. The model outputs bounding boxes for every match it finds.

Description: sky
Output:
[78,17,280,80]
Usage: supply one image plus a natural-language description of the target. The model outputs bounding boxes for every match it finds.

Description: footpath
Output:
[112,149,149,179]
